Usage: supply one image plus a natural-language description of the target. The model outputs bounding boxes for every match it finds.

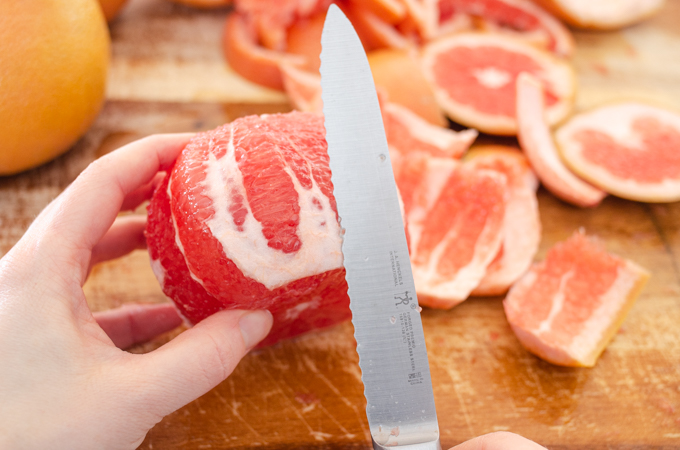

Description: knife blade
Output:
[319,5,441,450]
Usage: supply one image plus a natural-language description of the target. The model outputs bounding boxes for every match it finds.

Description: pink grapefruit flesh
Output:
[504,232,649,367]
[465,146,541,296]
[421,33,575,135]
[516,73,606,208]
[146,111,351,347]
[555,102,680,203]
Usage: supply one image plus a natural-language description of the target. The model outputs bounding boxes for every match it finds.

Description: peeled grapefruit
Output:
[395,156,507,308]
[465,146,541,296]
[0,0,109,175]
[555,102,680,203]
[504,232,649,367]
[516,73,606,207]
[436,0,574,56]
[531,0,665,30]
[146,112,351,347]
[421,33,575,135]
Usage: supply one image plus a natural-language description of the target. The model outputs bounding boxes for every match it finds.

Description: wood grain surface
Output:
[2,0,680,448]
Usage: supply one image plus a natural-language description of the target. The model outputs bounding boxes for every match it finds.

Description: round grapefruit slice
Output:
[436,0,574,56]
[394,156,507,308]
[146,111,351,347]
[555,102,680,203]
[516,73,606,207]
[421,33,575,135]
[531,0,665,30]
[504,232,649,367]
[465,146,541,297]
[223,12,305,91]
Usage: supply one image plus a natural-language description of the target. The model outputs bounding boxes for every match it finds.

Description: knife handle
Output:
[372,437,442,450]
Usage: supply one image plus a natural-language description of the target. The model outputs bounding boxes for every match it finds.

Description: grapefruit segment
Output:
[286,9,327,73]
[531,0,665,30]
[146,112,351,346]
[504,232,649,367]
[223,13,305,91]
[341,1,413,51]
[351,0,407,24]
[280,64,323,113]
[396,157,507,308]
[516,73,606,207]
[436,0,574,56]
[555,102,680,203]
[465,146,541,296]
[421,33,575,135]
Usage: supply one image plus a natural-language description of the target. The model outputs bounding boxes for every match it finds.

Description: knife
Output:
[319,5,441,450]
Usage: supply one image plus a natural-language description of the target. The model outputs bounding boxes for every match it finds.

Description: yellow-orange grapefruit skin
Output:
[98,0,129,21]
[0,0,109,175]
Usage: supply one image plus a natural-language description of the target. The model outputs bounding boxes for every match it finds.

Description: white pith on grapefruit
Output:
[421,33,575,135]
[465,146,541,297]
[555,102,680,203]
[504,232,649,367]
[516,73,606,208]
[531,0,666,30]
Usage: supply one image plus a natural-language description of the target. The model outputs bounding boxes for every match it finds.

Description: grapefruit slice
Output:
[504,232,649,367]
[395,156,507,308]
[341,1,413,51]
[280,63,323,113]
[465,146,541,296]
[421,33,575,135]
[555,102,680,203]
[350,0,407,24]
[223,12,305,91]
[286,9,326,73]
[368,48,447,126]
[436,0,574,56]
[146,111,351,347]
[516,73,606,207]
[383,102,478,160]
[531,0,665,30]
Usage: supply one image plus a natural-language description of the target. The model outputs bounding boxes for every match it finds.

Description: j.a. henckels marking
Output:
[320,5,441,450]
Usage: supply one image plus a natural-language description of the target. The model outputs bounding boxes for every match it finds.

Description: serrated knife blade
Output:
[320,5,441,450]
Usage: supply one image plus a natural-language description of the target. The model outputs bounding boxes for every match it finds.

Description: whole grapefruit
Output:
[146,112,351,347]
[0,0,109,175]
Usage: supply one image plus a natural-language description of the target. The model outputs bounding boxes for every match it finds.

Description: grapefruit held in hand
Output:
[0,0,109,175]
[146,112,350,347]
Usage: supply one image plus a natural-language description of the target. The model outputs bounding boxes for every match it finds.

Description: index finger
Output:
[29,133,193,279]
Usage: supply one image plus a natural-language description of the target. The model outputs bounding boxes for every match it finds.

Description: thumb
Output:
[136,309,272,417]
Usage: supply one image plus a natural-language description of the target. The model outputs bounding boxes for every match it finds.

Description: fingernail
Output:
[239,310,273,350]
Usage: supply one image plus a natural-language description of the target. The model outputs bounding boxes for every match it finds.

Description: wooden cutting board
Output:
[2,0,680,448]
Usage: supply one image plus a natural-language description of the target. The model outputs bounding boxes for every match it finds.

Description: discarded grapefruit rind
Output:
[464,146,541,296]
[555,102,680,203]
[436,0,574,57]
[222,13,305,91]
[280,64,323,113]
[421,33,575,135]
[504,232,650,367]
[146,112,352,347]
[516,73,606,207]
[397,158,507,309]
[368,49,447,126]
[530,0,665,30]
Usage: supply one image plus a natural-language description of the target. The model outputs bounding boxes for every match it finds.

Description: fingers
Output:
[451,432,547,450]
[31,133,193,278]
[89,215,147,271]
[120,172,166,212]
[93,303,183,349]
[138,309,272,416]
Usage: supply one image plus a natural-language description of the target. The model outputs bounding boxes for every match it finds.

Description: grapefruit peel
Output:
[555,102,680,203]
[531,0,665,30]
[516,73,606,207]
[504,232,649,367]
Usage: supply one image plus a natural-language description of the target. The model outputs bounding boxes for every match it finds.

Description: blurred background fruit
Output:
[0,0,109,175]
[165,0,232,8]
[98,0,130,21]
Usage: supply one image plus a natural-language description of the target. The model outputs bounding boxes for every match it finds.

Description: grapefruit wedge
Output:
[555,102,680,203]
[395,156,507,308]
[436,0,574,56]
[421,33,575,135]
[504,232,649,367]
[516,73,606,207]
[146,112,351,347]
[531,0,665,30]
[465,146,541,296]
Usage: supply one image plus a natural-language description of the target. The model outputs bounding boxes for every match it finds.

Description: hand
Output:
[0,134,273,450]
[451,431,547,449]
